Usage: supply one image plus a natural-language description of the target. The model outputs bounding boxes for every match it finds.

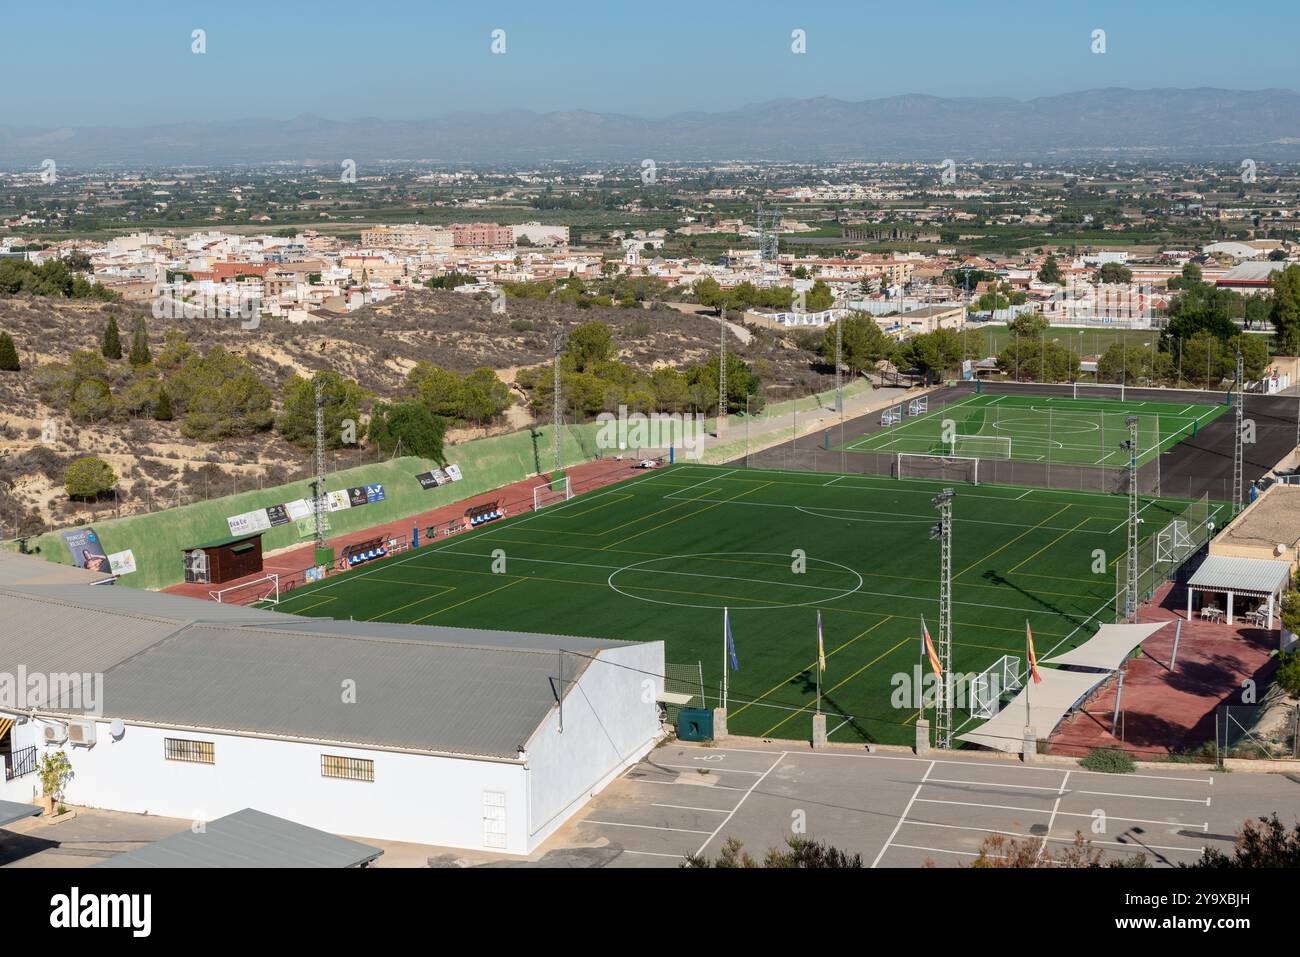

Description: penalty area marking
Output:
[607,551,865,610]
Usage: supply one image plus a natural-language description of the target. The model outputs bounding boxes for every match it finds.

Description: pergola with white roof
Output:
[957,622,1169,754]
[1185,555,1291,628]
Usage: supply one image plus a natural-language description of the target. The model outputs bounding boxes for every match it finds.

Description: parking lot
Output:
[559,741,1300,867]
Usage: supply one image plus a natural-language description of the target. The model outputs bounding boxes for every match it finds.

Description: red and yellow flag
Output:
[922,616,943,677]
[1026,620,1042,685]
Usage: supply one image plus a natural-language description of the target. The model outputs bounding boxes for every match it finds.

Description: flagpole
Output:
[1025,619,1031,729]
[722,607,728,711]
[815,610,822,716]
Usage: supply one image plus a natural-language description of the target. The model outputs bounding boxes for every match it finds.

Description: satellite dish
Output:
[109,719,125,739]
[1277,543,1287,557]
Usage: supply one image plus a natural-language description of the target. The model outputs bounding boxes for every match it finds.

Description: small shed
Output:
[182,532,264,585]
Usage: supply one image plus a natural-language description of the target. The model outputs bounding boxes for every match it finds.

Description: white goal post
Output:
[969,654,1023,718]
[897,453,979,486]
[1073,382,1125,401]
[907,396,928,416]
[533,475,574,510]
[950,434,1012,460]
[209,573,280,605]
[881,404,903,426]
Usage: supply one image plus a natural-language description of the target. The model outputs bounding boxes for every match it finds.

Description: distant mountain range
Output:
[4,88,1300,166]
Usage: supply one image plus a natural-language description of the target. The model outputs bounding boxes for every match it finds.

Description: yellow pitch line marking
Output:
[731,617,892,719]
[954,504,1072,581]
[369,584,457,621]
[759,635,912,738]
[410,578,525,623]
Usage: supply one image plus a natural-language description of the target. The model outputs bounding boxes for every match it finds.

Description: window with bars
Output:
[321,754,374,783]
[164,738,214,765]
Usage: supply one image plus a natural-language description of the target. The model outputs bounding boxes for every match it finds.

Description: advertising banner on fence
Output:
[415,471,438,489]
[107,549,137,576]
[62,527,110,573]
[326,490,352,512]
[265,504,290,527]
[445,464,463,481]
[366,483,386,503]
[227,508,273,536]
[347,486,369,508]
[285,499,313,521]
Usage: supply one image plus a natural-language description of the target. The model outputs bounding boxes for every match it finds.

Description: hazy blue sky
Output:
[4,0,1295,126]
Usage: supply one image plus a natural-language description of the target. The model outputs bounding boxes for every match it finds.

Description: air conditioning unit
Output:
[67,720,97,748]
[42,722,67,745]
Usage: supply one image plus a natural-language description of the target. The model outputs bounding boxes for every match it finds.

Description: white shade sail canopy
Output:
[957,669,1107,754]
[1041,621,1168,672]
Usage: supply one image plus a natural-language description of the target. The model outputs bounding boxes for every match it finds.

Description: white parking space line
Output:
[1039,770,1071,858]
[1076,789,1210,805]
[871,759,935,868]
[580,820,712,835]
[925,777,1065,793]
[651,803,732,814]
[655,763,765,775]
[626,777,748,792]
[623,849,689,859]
[693,753,787,858]
[1053,809,1208,831]
[892,843,979,859]
[916,797,1046,816]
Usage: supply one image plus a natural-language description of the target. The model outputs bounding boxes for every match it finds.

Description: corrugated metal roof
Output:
[93,808,382,868]
[1187,555,1291,596]
[4,572,636,757]
[259,617,633,653]
[0,550,115,587]
[75,623,602,757]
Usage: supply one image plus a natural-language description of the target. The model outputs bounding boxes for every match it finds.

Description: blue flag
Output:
[726,607,739,671]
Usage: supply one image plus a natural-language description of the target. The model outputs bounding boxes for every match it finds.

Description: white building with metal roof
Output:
[0,565,664,856]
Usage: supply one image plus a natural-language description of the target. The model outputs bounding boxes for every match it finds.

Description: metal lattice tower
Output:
[1233,350,1244,514]
[755,204,780,262]
[718,319,727,419]
[313,377,327,549]
[1123,415,1139,622]
[553,331,565,474]
[930,489,955,749]
[835,317,843,413]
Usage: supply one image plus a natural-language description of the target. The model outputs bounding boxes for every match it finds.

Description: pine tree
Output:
[154,386,173,421]
[0,332,19,372]
[129,316,151,366]
[101,316,122,360]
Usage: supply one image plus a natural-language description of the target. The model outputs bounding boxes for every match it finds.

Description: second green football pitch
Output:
[840,392,1227,467]
[267,464,1224,748]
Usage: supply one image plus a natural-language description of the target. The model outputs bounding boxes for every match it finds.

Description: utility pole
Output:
[1120,415,1139,622]
[1233,350,1244,514]
[553,330,564,475]
[835,316,843,414]
[929,489,955,749]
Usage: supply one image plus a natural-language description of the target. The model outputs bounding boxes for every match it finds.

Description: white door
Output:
[482,791,507,849]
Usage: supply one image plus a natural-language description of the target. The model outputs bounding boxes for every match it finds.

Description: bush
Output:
[1275,650,1300,699]
[0,331,19,371]
[64,456,117,499]
[1079,748,1136,774]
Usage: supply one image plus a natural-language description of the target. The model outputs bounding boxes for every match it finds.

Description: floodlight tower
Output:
[929,488,956,749]
[553,330,565,475]
[718,318,727,425]
[835,317,844,414]
[312,377,327,549]
[1233,350,1244,514]
[1119,415,1139,622]
[755,204,780,262]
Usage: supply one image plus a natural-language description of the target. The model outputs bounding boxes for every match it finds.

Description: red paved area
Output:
[163,457,639,601]
[1050,580,1280,759]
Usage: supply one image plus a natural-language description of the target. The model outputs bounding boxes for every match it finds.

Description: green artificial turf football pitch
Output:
[839,392,1227,467]
[268,463,1226,748]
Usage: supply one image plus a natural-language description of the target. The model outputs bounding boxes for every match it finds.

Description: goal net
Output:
[969,654,1022,718]
[881,405,903,426]
[908,396,929,416]
[950,434,1012,460]
[1074,382,1126,401]
[533,475,573,510]
[209,573,280,606]
[897,453,979,485]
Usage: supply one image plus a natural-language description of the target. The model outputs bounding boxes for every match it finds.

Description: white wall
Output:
[8,720,532,854]
[524,642,664,851]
